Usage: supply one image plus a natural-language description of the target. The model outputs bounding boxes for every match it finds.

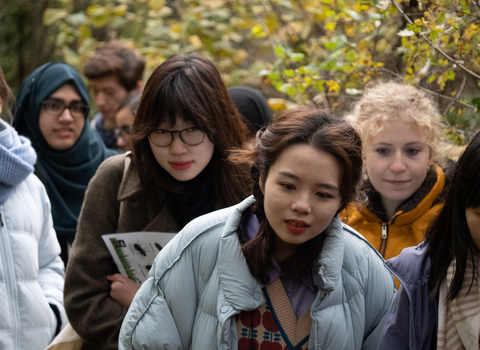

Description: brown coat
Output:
[64,153,181,350]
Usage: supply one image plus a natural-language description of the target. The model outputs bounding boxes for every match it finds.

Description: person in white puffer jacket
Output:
[0,65,67,350]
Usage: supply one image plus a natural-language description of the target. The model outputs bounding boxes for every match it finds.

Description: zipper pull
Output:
[381,222,388,239]
[0,213,3,227]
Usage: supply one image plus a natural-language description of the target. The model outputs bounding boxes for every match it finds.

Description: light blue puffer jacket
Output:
[119,196,396,350]
[0,173,67,350]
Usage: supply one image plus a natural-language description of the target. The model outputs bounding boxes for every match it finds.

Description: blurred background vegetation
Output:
[0,0,479,144]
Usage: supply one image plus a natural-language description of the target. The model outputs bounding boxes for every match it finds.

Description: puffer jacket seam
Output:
[154,222,226,283]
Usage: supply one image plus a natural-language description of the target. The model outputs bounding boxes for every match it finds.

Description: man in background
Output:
[85,41,144,149]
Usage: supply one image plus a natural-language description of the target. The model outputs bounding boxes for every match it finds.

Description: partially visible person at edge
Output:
[115,91,141,152]
[378,131,480,350]
[64,53,250,350]
[340,81,449,288]
[228,85,273,134]
[12,62,117,265]
[86,40,144,149]
[119,109,396,350]
[0,65,67,350]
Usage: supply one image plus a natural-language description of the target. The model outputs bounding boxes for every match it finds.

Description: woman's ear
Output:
[259,175,265,195]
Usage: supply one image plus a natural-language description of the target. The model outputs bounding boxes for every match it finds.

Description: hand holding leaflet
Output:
[102,231,176,284]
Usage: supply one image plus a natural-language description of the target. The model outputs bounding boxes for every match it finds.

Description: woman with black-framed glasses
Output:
[12,62,117,265]
[64,53,250,350]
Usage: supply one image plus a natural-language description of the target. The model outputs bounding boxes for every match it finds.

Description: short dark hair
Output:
[229,108,363,283]
[130,53,250,207]
[427,131,480,301]
[0,65,14,121]
[84,41,145,91]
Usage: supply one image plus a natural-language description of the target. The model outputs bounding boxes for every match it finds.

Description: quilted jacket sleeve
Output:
[119,273,184,350]
[35,175,68,334]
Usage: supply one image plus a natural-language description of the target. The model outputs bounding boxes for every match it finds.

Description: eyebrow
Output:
[48,97,83,103]
[373,141,426,147]
[278,171,340,191]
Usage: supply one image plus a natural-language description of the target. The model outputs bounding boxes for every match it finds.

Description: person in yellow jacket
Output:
[341,82,449,288]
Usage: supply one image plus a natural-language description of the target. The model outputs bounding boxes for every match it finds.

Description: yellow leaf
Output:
[233,49,248,65]
[43,8,68,26]
[188,35,203,49]
[326,80,340,93]
[268,98,287,111]
[170,23,183,33]
[149,0,165,11]
[324,22,336,31]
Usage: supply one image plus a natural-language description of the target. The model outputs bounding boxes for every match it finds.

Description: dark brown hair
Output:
[230,109,363,283]
[427,131,480,301]
[130,53,250,207]
[0,65,14,122]
[84,40,145,91]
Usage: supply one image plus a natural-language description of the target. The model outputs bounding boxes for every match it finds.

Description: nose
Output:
[290,192,312,215]
[390,153,407,172]
[169,134,188,155]
[58,108,74,123]
[117,136,127,147]
[95,92,106,108]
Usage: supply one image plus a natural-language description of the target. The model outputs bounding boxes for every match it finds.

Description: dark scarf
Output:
[164,161,215,228]
[228,86,272,134]
[12,62,117,240]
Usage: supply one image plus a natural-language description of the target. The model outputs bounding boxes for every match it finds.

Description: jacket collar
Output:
[117,154,143,201]
[359,164,445,224]
[218,196,346,310]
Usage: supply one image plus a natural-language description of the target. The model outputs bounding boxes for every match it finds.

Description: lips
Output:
[53,129,73,138]
[385,180,410,185]
[170,161,193,171]
[284,219,310,234]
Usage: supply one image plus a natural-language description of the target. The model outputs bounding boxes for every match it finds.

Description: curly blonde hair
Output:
[347,81,444,158]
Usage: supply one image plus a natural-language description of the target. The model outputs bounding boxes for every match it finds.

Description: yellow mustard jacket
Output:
[340,164,445,288]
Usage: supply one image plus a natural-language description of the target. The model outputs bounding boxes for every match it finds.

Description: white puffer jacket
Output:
[0,173,67,350]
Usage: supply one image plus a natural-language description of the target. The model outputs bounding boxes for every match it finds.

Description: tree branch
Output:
[376,67,478,111]
[443,75,467,115]
[391,0,480,80]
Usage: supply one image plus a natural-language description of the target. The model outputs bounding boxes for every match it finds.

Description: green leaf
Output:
[275,45,286,57]
[406,24,420,33]
[289,52,305,61]
[472,98,480,111]
[43,8,68,26]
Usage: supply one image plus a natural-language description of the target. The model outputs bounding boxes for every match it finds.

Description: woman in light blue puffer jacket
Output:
[120,109,396,350]
[0,66,67,350]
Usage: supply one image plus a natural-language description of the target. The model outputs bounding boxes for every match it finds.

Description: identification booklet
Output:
[102,232,176,284]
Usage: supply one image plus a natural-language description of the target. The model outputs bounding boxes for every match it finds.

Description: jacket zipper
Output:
[0,211,21,349]
[379,222,388,257]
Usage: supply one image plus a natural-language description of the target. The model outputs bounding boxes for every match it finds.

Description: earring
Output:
[363,169,369,181]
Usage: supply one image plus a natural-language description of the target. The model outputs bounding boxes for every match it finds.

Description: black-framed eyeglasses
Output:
[149,127,205,147]
[41,99,90,119]
[115,125,132,139]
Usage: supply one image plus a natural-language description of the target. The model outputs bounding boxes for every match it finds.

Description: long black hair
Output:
[427,131,480,300]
